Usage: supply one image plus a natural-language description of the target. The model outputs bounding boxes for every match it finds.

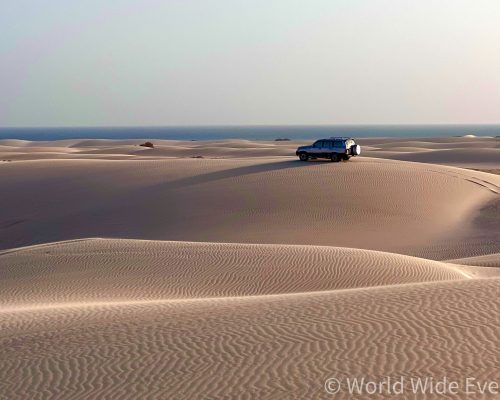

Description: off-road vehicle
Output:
[296,137,361,162]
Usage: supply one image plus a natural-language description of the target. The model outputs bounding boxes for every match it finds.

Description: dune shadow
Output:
[167,159,320,189]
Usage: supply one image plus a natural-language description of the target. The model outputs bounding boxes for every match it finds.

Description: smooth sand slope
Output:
[448,253,500,268]
[0,153,499,259]
[1,138,499,399]
[359,136,500,169]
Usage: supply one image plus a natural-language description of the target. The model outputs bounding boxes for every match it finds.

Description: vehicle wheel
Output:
[299,152,309,161]
[342,154,350,161]
[330,153,340,162]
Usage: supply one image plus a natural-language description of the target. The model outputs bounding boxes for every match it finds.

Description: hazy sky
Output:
[1,0,499,126]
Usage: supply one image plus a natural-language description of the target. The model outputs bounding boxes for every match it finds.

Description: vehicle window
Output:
[313,141,322,148]
[323,141,332,148]
[333,141,343,148]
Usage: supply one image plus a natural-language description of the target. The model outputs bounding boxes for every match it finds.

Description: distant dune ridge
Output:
[1,135,499,167]
[0,137,499,399]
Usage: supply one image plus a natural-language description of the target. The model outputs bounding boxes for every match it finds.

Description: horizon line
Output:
[2,123,500,130]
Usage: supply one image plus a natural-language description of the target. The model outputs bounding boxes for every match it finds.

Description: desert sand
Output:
[1,136,499,399]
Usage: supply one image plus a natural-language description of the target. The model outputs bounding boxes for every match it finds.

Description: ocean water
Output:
[0,125,499,141]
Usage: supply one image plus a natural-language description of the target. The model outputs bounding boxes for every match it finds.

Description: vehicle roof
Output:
[315,137,353,141]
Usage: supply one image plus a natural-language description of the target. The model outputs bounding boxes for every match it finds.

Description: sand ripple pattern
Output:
[1,277,499,399]
[0,239,470,307]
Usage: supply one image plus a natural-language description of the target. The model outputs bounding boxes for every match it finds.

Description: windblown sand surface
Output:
[1,136,499,168]
[359,136,500,169]
[0,239,477,308]
[1,136,499,399]
[0,149,499,258]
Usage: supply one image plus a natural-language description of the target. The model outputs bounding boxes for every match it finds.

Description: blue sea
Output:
[0,125,499,141]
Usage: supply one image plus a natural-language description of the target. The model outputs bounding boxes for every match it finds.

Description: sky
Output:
[1,0,499,127]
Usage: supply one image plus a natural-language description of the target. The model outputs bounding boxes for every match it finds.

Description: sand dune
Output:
[360,137,500,169]
[1,137,499,399]
[364,139,499,150]
[374,148,500,168]
[1,275,499,399]
[368,146,435,152]
[2,136,499,168]
[448,253,500,268]
[0,138,303,160]
[0,139,32,147]
[0,156,498,258]
[0,238,475,307]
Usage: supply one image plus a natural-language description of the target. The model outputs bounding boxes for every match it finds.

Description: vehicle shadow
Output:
[167,159,321,189]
